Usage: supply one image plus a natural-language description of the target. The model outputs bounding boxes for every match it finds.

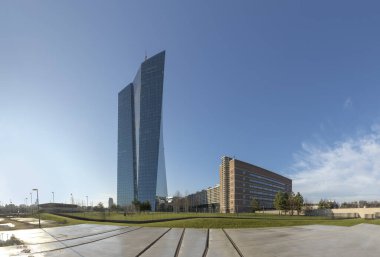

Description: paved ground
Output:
[1,223,380,256]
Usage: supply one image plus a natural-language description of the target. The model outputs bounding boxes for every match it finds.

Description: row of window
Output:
[248,183,284,193]
[236,168,287,186]
[232,179,285,193]
[248,172,286,186]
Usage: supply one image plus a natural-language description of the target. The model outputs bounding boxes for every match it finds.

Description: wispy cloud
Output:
[291,125,380,203]
[343,97,353,109]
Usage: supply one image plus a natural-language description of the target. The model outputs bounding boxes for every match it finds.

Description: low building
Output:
[220,156,292,213]
[39,203,80,213]
[187,190,207,212]
[183,185,220,212]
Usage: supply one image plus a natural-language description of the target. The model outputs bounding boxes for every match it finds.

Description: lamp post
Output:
[85,195,89,217]
[52,192,54,203]
[32,189,41,228]
[30,192,33,215]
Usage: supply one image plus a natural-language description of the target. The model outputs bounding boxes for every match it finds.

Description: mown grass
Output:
[41,212,380,229]
[141,217,367,228]
[35,213,130,227]
[64,211,334,221]
[65,211,230,221]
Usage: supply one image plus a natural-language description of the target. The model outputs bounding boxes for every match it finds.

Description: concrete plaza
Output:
[0,223,379,256]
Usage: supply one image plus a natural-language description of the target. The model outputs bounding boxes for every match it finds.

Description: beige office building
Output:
[185,184,220,212]
[220,156,292,213]
[207,184,220,206]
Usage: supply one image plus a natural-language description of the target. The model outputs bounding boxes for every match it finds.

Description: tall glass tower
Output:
[117,51,167,211]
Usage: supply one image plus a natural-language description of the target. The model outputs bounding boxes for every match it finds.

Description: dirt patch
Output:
[0,217,37,231]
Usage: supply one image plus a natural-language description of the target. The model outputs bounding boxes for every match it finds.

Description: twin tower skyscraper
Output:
[117,51,167,211]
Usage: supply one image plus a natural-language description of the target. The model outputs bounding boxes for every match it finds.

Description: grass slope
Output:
[40,212,380,229]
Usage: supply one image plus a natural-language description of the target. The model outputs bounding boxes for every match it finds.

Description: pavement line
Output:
[174,228,186,257]
[202,229,210,257]
[14,227,143,256]
[42,228,85,257]
[135,228,172,257]
[222,229,244,257]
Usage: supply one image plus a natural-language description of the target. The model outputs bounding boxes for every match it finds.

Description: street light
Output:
[32,189,41,228]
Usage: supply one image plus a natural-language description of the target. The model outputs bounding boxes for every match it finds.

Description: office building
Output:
[220,156,232,213]
[220,156,292,213]
[108,198,114,208]
[180,184,220,213]
[117,51,167,211]
[206,184,220,211]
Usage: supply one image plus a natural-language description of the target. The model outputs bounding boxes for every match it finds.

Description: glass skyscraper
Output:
[117,51,167,211]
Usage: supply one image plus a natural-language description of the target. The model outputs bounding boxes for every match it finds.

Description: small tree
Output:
[132,199,141,212]
[319,199,338,209]
[140,201,151,212]
[288,192,295,216]
[93,202,104,212]
[274,191,284,215]
[251,198,260,213]
[109,204,117,212]
[294,192,304,215]
[173,191,182,212]
[281,192,290,215]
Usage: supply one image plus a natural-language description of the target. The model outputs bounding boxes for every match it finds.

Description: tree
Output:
[132,199,141,212]
[184,190,189,212]
[140,201,151,212]
[281,192,290,214]
[173,191,182,212]
[93,202,104,212]
[318,199,338,209]
[110,204,118,211]
[287,192,295,215]
[274,191,284,215]
[294,192,304,215]
[251,198,260,213]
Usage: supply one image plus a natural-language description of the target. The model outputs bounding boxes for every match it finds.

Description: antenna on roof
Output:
[145,50,147,60]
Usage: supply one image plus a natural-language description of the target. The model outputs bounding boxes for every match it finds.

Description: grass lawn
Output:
[63,211,337,221]
[37,212,380,229]
[141,217,365,228]
[65,211,235,221]
[36,213,130,227]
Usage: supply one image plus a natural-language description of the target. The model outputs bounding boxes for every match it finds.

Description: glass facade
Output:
[117,51,167,210]
[117,84,136,207]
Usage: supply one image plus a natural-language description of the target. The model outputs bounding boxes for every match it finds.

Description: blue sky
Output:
[1,1,380,205]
